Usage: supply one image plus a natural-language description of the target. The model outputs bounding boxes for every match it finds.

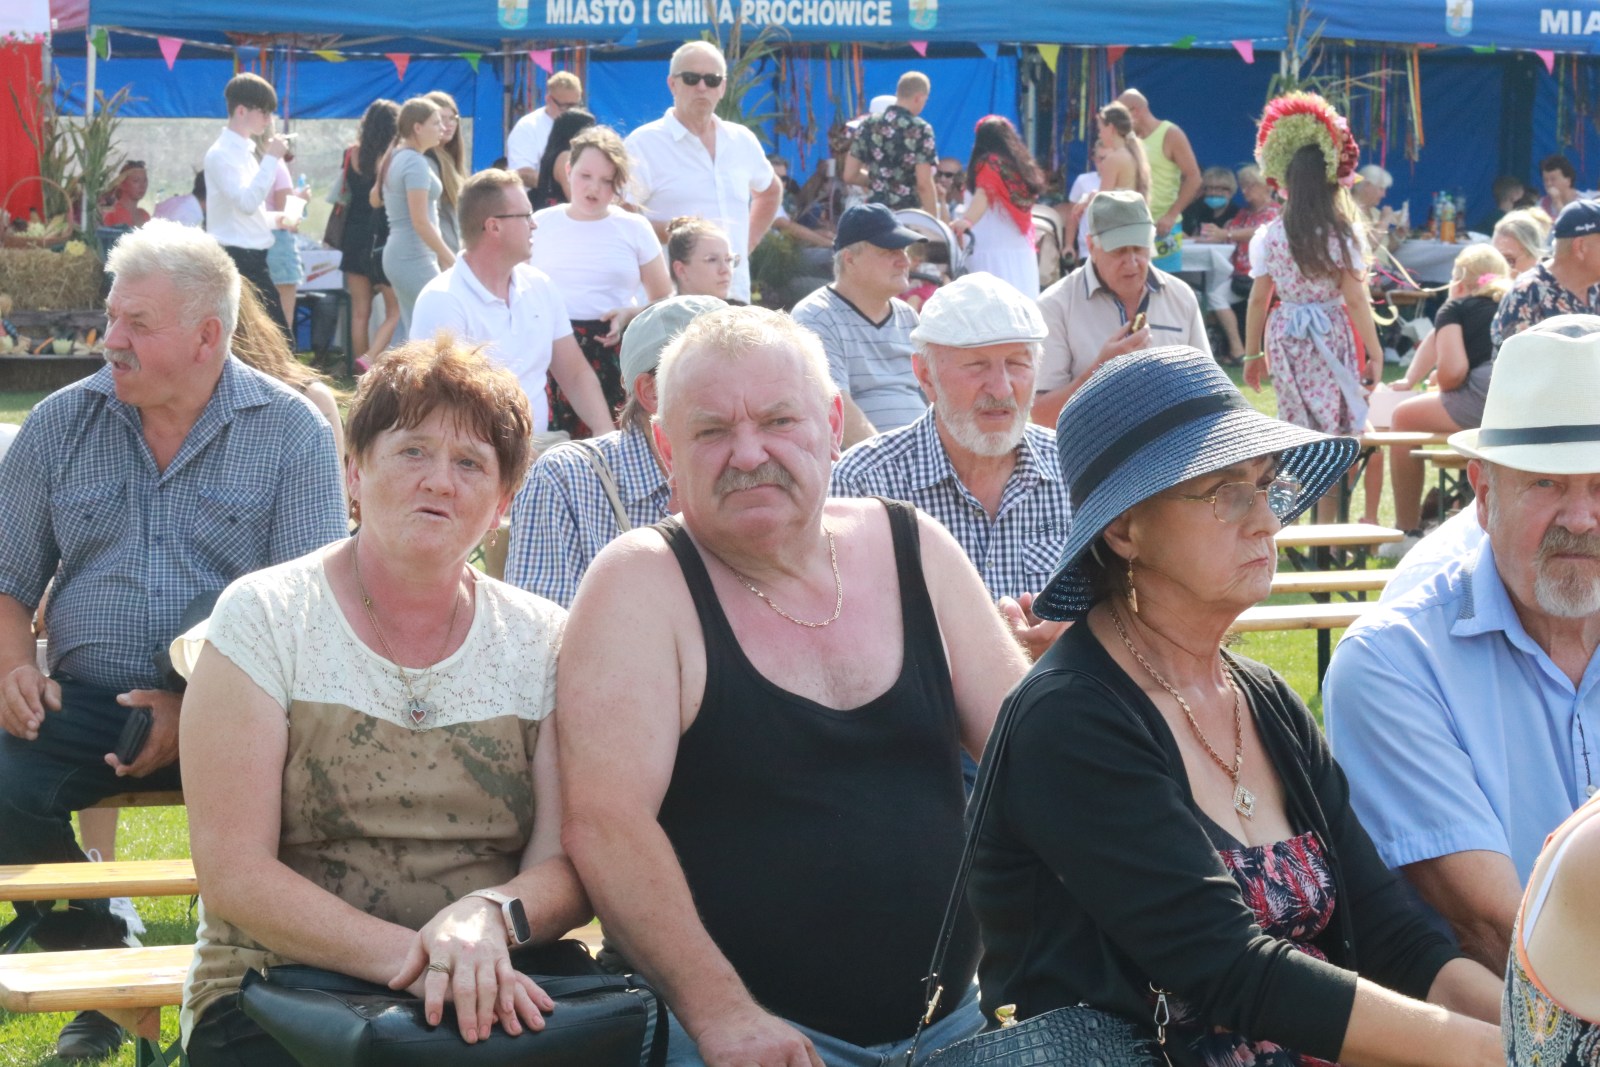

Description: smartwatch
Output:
[466,890,532,947]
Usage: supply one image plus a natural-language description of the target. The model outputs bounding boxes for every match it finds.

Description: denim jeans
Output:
[662,983,983,1067]
[0,676,181,949]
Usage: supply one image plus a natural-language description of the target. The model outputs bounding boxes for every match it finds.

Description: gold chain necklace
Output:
[352,533,465,727]
[729,530,844,629]
[1110,606,1255,819]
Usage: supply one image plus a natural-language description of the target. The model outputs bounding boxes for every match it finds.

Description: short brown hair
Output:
[897,71,930,98]
[346,336,534,495]
[567,126,630,193]
[457,168,524,248]
[224,73,277,116]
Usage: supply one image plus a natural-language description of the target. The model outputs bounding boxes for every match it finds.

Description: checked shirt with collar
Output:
[0,358,347,691]
[830,408,1072,602]
[505,419,672,609]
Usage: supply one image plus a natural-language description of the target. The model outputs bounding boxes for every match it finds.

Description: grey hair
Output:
[656,306,838,421]
[1236,164,1265,189]
[1357,164,1393,190]
[1496,209,1551,263]
[106,219,241,337]
[670,40,726,76]
[832,239,870,279]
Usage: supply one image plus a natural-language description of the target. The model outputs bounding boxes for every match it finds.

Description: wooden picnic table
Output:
[1234,602,1369,633]
[1270,570,1393,595]
[1334,431,1454,523]
[0,944,188,1059]
[0,860,196,902]
[1275,523,1404,550]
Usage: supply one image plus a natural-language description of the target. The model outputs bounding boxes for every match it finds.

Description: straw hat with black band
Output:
[1034,345,1359,621]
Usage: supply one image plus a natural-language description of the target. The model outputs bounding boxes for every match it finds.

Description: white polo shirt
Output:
[624,108,776,303]
[410,260,573,432]
[506,108,556,177]
[203,127,277,250]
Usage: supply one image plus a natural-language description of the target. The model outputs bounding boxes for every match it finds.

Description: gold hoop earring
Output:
[1126,557,1139,616]
[487,528,499,549]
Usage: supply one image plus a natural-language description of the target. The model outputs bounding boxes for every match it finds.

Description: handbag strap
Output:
[903,667,1077,1063]
[568,439,632,533]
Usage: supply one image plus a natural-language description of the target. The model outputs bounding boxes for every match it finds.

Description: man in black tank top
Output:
[557,306,1030,1067]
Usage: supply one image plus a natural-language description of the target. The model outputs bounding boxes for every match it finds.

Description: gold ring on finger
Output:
[427,961,452,974]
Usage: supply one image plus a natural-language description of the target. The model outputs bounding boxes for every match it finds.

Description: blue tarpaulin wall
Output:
[56,51,1016,178]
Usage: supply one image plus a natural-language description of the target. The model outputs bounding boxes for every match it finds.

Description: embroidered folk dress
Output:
[177,548,565,1043]
[1250,221,1368,434]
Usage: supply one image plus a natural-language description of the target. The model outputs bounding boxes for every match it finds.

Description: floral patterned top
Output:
[1490,261,1600,348]
[1230,202,1282,277]
[1166,829,1343,1067]
[848,104,937,211]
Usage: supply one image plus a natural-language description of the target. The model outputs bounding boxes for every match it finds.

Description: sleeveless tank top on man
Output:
[1141,119,1181,219]
[652,499,979,1047]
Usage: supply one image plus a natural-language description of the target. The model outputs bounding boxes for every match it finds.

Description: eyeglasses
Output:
[935,171,961,181]
[698,253,742,268]
[550,98,582,112]
[1166,475,1302,524]
[674,71,725,88]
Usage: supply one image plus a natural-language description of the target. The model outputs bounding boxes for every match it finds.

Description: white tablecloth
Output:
[1392,238,1478,285]
[1179,241,1236,309]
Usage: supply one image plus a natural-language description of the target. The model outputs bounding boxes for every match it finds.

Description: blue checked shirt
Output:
[829,409,1072,602]
[506,420,671,608]
[0,359,347,690]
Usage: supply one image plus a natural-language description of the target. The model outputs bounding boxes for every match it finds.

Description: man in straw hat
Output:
[1033,190,1210,428]
[506,295,725,608]
[831,271,1072,659]
[558,305,1027,1066]
[1325,314,1600,972]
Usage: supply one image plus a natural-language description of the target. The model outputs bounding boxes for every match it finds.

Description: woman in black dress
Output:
[339,99,401,365]
[528,109,596,211]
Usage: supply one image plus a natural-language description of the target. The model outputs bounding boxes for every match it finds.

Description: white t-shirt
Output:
[528,206,661,319]
[624,109,776,303]
[410,260,573,431]
[154,194,205,228]
[506,109,556,176]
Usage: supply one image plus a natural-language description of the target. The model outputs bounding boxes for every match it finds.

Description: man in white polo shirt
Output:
[410,169,614,444]
[506,71,584,190]
[203,72,292,341]
[624,40,781,303]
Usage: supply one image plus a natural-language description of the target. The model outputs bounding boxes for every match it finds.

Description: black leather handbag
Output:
[907,669,1172,1067]
[239,939,665,1067]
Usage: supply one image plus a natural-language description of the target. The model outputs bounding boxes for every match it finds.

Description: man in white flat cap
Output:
[832,272,1072,660]
[1324,313,1600,974]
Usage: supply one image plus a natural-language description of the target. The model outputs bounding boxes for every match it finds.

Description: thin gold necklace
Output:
[352,533,465,727]
[729,530,844,629]
[1110,605,1255,819]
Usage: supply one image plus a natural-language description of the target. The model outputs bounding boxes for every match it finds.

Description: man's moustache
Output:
[715,461,796,495]
[1539,525,1600,562]
[104,348,139,370]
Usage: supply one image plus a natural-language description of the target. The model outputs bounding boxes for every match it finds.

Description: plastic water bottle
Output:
[295,173,310,198]
[1439,194,1457,244]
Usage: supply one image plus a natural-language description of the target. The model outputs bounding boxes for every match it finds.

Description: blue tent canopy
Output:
[1308,0,1600,54]
[85,0,1291,49]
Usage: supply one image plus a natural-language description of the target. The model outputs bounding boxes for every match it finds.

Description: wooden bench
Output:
[0,855,193,954]
[1412,447,1474,519]
[88,791,185,810]
[1269,570,1393,596]
[0,923,609,1066]
[1275,523,1403,578]
[1234,602,1370,633]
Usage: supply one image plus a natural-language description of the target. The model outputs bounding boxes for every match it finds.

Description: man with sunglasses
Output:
[934,157,966,222]
[507,71,584,189]
[624,41,780,304]
[410,169,614,447]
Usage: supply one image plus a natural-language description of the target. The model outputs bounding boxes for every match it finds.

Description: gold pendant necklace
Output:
[1110,606,1255,819]
[729,530,844,629]
[352,532,465,727]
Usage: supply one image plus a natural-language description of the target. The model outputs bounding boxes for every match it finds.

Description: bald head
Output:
[1117,88,1149,118]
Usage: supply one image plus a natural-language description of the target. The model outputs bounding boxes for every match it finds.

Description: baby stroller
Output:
[1032,204,1069,289]
[892,209,969,285]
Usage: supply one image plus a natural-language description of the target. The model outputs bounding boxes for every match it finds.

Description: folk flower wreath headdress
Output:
[1255,92,1361,192]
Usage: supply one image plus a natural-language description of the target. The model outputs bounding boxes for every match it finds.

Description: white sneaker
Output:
[1377,533,1422,561]
[107,895,146,937]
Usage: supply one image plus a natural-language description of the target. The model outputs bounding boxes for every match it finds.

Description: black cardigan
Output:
[966,622,1461,1066]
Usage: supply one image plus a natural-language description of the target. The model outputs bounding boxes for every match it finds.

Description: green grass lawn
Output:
[0,364,1383,1063]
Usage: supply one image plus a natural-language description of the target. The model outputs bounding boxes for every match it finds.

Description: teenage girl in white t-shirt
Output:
[530,125,672,438]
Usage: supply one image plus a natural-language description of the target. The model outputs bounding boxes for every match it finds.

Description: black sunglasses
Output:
[675,71,725,88]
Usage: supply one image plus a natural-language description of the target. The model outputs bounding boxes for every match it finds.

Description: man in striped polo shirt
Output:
[792,203,929,447]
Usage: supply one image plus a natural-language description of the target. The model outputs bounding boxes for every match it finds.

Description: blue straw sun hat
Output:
[1033,346,1361,622]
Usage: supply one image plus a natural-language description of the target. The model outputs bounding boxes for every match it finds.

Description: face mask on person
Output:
[1204,195,1230,211]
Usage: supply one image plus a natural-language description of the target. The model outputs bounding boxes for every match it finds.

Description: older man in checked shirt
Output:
[0,222,344,1060]
[831,272,1072,661]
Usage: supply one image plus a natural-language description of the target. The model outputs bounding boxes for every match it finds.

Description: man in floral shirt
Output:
[1491,199,1600,349]
[845,71,938,213]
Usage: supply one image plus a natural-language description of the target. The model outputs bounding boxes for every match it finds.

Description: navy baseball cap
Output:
[1552,199,1600,239]
[833,203,927,251]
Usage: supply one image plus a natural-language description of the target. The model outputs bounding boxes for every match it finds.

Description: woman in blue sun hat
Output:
[964,345,1504,1067]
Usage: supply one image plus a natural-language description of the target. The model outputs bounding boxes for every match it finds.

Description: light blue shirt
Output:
[1324,537,1600,883]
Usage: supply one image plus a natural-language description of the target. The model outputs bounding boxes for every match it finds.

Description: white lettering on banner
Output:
[555,0,888,25]
[1541,7,1600,32]
[1590,9,1600,31]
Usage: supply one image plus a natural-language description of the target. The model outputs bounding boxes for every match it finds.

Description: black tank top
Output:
[654,499,979,1046]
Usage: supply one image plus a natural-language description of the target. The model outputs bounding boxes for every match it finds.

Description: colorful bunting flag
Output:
[909,41,928,57]
[158,36,182,69]
[977,42,998,59]
[386,52,410,80]
[528,48,554,73]
[617,27,639,47]
[1173,35,1196,49]
[312,49,345,62]
[90,27,108,60]
[828,42,840,58]
[1535,49,1555,74]
[1037,44,1060,74]
[1106,45,1127,64]
[460,52,482,72]
[1471,45,1495,54]
[1231,39,1254,64]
